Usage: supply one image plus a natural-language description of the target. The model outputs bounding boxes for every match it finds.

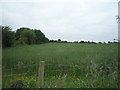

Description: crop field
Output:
[2,43,118,88]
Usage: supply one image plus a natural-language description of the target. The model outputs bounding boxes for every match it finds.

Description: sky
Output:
[0,0,119,42]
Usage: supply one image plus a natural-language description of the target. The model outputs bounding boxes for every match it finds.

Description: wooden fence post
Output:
[37,61,45,88]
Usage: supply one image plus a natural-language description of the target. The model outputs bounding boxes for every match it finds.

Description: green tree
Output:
[1,26,15,47]
[15,28,25,40]
[19,29,36,45]
[58,39,61,43]
[15,27,33,40]
[34,29,49,44]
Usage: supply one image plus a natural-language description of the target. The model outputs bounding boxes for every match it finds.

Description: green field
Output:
[2,43,118,88]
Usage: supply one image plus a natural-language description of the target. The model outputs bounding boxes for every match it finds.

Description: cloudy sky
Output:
[0,0,119,42]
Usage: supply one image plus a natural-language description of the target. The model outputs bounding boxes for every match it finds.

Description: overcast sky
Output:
[0,0,119,42]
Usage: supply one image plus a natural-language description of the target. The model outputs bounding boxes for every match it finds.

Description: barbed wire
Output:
[2,63,83,72]
[46,63,85,68]
[3,68,82,78]
[2,72,37,77]
[2,63,98,78]
[44,68,81,73]
[2,63,39,71]
[3,68,81,77]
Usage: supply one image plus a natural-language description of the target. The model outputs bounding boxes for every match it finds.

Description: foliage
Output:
[15,27,49,45]
[34,29,49,44]
[1,26,15,47]
[19,29,36,45]
[2,25,117,48]
[58,39,61,43]
[1,26,49,47]
[15,27,26,40]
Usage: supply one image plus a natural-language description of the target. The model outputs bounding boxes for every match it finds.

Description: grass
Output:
[2,43,118,88]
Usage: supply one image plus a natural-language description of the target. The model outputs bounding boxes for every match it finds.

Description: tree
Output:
[2,26,49,46]
[34,29,49,44]
[19,29,36,45]
[108,41,112,44]
[1,26,15,47]
[44,37,49,42]
[58,39,61,43]
[80,41,85,43]
[49,40,57,42]
[15,28,25,40]
[98,42,102,44]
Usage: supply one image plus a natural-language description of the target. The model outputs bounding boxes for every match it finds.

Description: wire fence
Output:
[2,62,89,78]
[2,61,118,88]
[2,63,39,71]
[2,61,100,88]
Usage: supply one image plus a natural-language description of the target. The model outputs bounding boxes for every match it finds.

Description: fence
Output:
[2,61,96,88]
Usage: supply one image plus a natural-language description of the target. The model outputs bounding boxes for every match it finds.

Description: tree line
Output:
[1,26,49,48]
[1,25,118,48]
[49,39,118,44]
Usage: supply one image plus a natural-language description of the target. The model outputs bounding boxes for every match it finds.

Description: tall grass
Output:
[2,43,118,88]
